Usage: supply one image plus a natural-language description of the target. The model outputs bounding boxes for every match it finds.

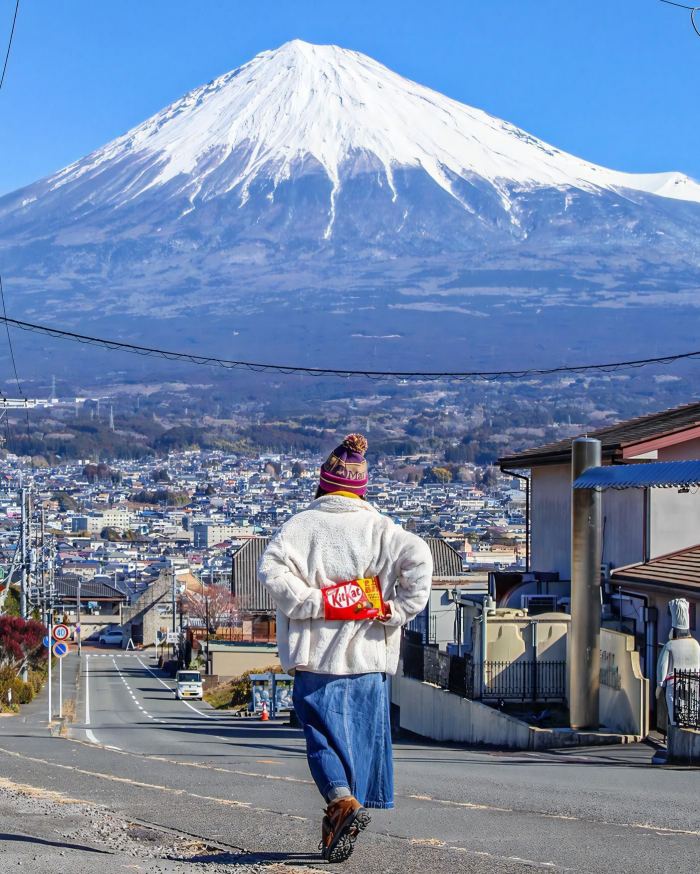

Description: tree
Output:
[291,461,305,479]
[52,491,80,512]
[100,527,122,542]
[424,466,452,484]
[0,615,46,674]
[186,586,238,634]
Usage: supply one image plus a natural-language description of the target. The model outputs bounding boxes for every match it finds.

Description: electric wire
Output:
[658,0,700,36]
[658,0,696,10]
[0,0,19,90]
[2,314,700,383]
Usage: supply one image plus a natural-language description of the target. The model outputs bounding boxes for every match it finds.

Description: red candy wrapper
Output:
[322,576,387,621]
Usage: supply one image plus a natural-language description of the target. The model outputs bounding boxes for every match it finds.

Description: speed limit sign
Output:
[53,624,70,641]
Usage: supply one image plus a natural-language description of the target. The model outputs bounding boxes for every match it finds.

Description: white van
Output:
[175,670,203,701]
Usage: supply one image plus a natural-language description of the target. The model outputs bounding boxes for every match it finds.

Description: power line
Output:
[2,314,700,382]
[658,0,700,36]
[0,0,19,90]
[658,0,696,10]
[0,276,23,399]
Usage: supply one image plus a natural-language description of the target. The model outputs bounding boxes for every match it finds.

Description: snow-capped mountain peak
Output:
[49,38,700,228]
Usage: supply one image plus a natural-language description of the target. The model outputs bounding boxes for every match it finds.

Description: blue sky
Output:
[1,0,698,195]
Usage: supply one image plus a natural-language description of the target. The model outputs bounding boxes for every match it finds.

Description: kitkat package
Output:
[322,576,387,621]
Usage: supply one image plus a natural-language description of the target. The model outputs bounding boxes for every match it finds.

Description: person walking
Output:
[656,598,700,727]
[258,434,433,863]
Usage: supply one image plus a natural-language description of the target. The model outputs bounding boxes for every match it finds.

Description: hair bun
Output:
[342,433,368,455]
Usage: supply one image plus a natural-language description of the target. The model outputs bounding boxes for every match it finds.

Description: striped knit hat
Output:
[318,434,369,497]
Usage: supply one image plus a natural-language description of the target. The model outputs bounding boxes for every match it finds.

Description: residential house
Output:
[499,400,700,686]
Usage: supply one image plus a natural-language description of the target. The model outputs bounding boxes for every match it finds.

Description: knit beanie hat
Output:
[318,433,369,497]
[670,598,690,631]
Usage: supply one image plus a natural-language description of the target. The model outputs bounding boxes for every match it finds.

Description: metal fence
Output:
[402,639,565,702]
[483,660,566,702]
[673,670,700,729]
[402,639,473,698]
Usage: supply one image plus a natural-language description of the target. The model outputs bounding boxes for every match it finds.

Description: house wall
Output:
[649,489,700,559]
[531,465,644,576]
[658,438,700,461]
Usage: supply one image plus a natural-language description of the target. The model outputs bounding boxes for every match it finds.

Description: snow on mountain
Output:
[2,40,700,378]
[46,38,700,237]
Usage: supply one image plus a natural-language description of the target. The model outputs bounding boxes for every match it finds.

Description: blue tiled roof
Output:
[574,459,700,490]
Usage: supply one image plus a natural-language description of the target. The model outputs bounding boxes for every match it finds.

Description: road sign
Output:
[166,631,180,644]
[43,635,50,648]
[53,624,70,641]
[52,641,69,658]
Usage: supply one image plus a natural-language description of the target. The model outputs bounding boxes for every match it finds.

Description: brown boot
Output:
[320,796,371,863]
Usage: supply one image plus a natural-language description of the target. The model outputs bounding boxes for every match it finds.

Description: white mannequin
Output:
[656,598,700,726]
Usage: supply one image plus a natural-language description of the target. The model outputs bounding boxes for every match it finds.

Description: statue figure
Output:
[656,598,700,727]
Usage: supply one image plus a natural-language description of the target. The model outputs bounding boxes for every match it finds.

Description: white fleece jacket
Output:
[258,494,433,675]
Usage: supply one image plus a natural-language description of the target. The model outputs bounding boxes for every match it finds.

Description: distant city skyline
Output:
[1,0,699,196]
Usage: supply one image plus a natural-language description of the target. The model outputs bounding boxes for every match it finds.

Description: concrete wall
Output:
[209,646,279,680]
[397,673,533,748]
[667,725,700,764]
[599,628,650,737]
[395,674,639,749]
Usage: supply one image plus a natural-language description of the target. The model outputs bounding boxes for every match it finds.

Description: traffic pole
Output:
[47,618,52,722]
[58,653,63,719]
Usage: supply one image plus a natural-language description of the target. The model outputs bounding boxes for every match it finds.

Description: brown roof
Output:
[499,400,700,469]
[426,537,464,576]
[611,545,700,595]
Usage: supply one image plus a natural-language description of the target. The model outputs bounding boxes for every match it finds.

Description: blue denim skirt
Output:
[293,671,394,809]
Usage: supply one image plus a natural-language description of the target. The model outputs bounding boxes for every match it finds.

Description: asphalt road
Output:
[0,650,698,873]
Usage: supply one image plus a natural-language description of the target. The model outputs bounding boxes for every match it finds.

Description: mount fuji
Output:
[1,39,700,375]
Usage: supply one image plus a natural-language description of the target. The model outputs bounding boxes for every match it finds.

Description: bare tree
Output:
[186,586,238,633]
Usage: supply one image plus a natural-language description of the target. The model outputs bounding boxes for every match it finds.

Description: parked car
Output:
[98,629,124,647]
[175,670,203,701]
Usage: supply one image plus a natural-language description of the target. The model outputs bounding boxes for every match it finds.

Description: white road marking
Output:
[112,656,155,722]
[84,656,100,745]
[135,656,214,720]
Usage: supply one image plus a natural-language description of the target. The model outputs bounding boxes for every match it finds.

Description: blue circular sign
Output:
[42,636,50,648]
[52,641,68,658]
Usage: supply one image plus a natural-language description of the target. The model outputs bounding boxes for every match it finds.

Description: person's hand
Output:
[376,602,393,623]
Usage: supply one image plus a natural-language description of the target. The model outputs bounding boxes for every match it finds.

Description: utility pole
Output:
[77,578,82,656]
[569,437,602,730]
[20,488,28,682]
[171,568,176,634]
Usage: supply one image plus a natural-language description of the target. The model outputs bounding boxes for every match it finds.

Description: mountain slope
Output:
[0,40,699,374]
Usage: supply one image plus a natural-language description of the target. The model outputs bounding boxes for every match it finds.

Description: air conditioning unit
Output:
[521,594,558,615]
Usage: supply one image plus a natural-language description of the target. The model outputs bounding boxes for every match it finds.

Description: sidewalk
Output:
[13,650,81,735]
